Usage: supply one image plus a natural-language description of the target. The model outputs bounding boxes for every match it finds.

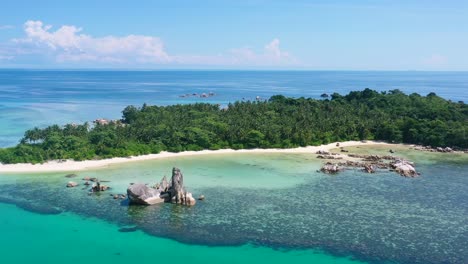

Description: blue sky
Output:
[0,0,467,70]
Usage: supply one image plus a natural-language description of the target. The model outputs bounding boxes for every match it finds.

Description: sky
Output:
[0,0,467,70]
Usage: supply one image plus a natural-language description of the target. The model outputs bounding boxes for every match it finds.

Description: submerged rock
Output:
[118,226,138,233]
[65,174,77,178]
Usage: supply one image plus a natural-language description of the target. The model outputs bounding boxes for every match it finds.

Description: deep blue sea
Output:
[1,70,467,147]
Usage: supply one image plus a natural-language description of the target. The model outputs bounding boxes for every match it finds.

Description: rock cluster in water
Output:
[127,167,196,206]
[411,145,468,153]
[412,145,454,152]
[65,175,111,192]
[319,152,420,177]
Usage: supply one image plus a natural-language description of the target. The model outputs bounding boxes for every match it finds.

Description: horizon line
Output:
[0,67,467,72]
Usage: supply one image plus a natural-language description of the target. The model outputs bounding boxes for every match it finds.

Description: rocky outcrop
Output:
[127,183,164,205]
[317,155,342,160]
[66,181,78,187]
[363,164,375,173]
[348,154,396,161]
[167,167,196,206]
[390,160,418,177]
[319,152,419,177]
[91,181,109,192]
[127,167,196,206]
[412,145,462,153]
[169,167,184,203]
[320,163,344,174]
[437,147,453,153]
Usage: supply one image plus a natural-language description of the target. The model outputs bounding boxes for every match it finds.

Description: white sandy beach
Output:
[0,141,395,173]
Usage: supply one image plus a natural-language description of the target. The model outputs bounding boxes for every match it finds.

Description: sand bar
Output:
[0,141,395,173]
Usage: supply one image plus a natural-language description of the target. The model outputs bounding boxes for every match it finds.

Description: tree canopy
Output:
[1,89,466,164]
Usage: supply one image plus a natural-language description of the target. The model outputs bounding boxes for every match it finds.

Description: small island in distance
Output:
[0,88,466,164]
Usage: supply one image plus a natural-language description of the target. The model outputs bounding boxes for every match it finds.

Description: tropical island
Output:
[0,88,466,165]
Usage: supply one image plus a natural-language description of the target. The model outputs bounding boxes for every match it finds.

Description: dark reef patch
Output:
[0,196,62,215]
[118,226,139,233]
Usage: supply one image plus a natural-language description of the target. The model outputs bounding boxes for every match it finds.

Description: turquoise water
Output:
[1,148,467,263]
[0,203,362,264]
[1,70,467,147]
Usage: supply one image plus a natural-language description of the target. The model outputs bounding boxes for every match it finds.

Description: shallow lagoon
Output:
[0,146,467,263]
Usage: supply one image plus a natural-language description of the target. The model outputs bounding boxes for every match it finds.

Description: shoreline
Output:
[0,141,396,173]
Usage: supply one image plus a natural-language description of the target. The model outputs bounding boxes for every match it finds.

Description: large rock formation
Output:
[127,167,196,206]
[166,167,196,206]
[127,183,165,205]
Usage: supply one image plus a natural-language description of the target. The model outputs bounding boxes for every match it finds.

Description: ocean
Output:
[0,70,467,263]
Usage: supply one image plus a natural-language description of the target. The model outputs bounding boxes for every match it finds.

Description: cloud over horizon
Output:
[5,20,297,67]
[16,20,171,64]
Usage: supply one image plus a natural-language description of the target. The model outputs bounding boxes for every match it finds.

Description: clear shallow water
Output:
[1,70,467,147]
[0,203,362,264]
[1,148,467,263]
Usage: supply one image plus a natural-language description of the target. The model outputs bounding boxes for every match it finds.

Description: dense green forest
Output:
[0,89,466,164]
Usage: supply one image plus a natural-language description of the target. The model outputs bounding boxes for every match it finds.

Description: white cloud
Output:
[175,39,297,66]
[422,54,448,67]
[265,38,287,59]
[8,20,297,67]
[16,20,171,64]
